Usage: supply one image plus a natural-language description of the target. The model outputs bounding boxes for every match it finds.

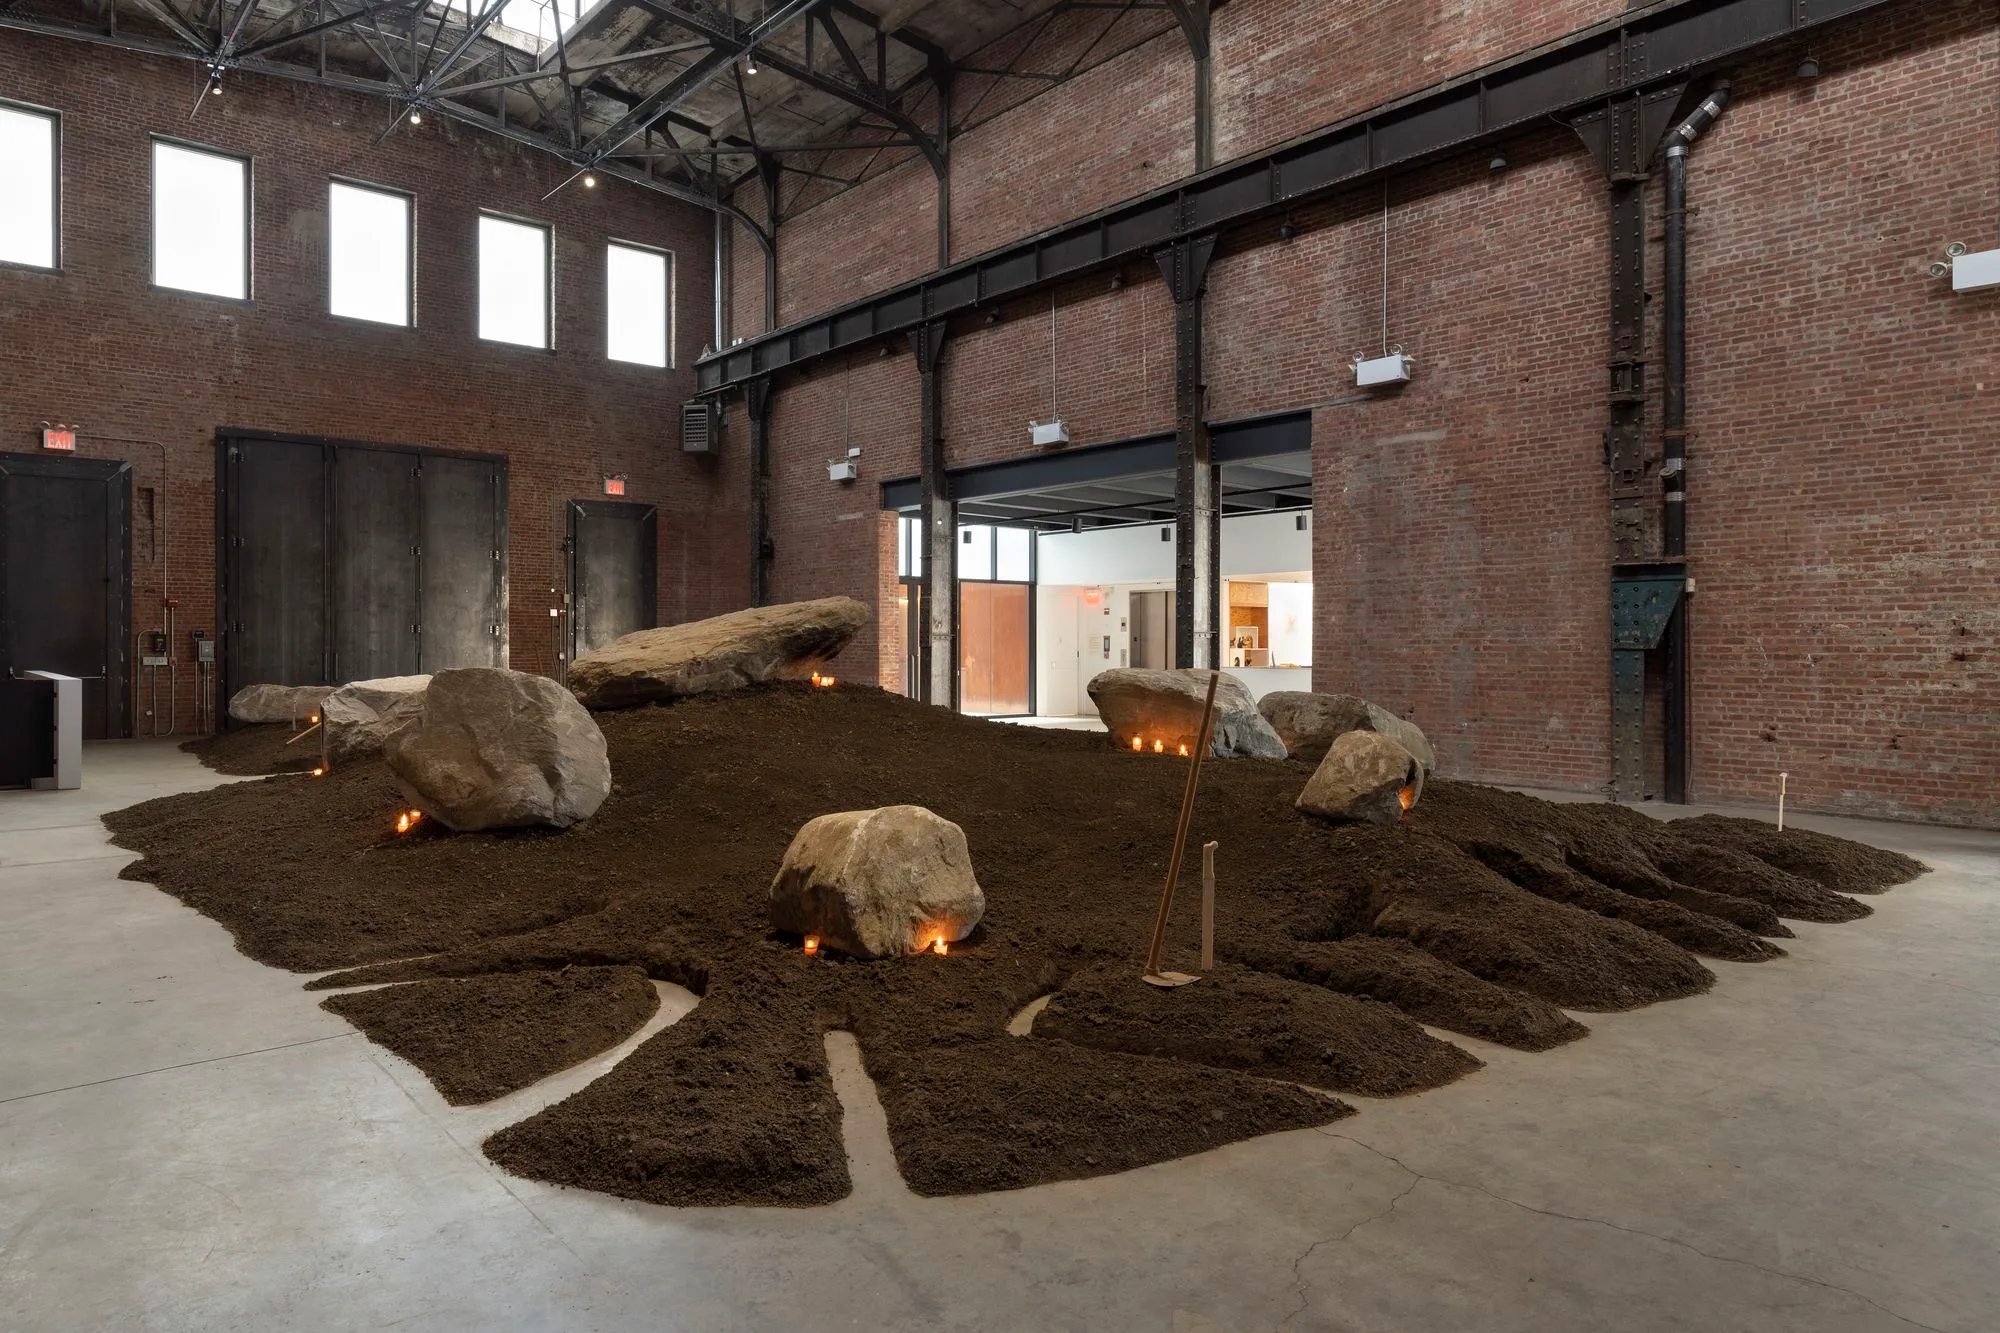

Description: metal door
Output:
[330,445,420,681]
[568,501,657,661]
[422,454,508,669]
[1130,589,1176,671]
[0,453,132,738]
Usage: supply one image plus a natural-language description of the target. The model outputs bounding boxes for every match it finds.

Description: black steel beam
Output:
[698,0,1900,394]
[911,322,954,708]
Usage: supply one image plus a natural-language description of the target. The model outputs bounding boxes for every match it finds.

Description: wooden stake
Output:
[1200,840,1218,972]
[1777,771,1789,832]
[284,720,322,747]
[1143,671,1220,984]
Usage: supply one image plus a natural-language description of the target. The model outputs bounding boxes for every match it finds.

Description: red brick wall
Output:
[736,1,2000,826]
[0,34,739,732]
[1683,1,2000,825]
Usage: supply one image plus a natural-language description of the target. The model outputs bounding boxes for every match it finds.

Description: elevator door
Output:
[0,453,132,738]
[1129,590,1176,671]
[568,501,657,661]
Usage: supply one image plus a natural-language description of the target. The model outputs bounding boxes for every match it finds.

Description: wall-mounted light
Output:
[1795,55,1819,80]
[1488,154,1508,173]
[1278,222,1295,240]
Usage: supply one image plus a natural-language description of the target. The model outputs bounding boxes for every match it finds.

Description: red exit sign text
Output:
[43,428,76,452]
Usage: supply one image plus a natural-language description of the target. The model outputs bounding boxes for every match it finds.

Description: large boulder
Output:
[1259,689,1436,771]
[769,805,986,959]
[1086,668,1287,759]
[321,674,430,764]
[1296,730,1422,826]
[569,597,871,710]
[228,682,335,726]
[384,668,610,831]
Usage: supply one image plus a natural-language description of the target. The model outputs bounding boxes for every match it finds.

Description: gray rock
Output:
[769,805,986,959]
[228,682,335,726]
[1257,689,1436,772]
[569,597,871,710]
[385,668,610,831]
[1086,668,1288,759]
[1296,730,1423,826]
[321,674,430,764]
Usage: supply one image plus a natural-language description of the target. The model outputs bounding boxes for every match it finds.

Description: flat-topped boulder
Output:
[1297,730,1422,825]
[385,668,609,831]
[229,683,335,726]
[1086,668,1287,759]
[769,805,985,959]
[1259,689,1436,771]
[322,674,430,764]
[569,597,870,710]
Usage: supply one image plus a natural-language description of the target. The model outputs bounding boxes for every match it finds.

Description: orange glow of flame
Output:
[808,671,836,688]
[1131,735,1144,751]
[395,810,423,834]
[1153,738,1164,754]
[932,935,948,956]
[803,935,820,956]
[1398,785,1416,812]
[311,767,324,778]
[1178,743,1189,757]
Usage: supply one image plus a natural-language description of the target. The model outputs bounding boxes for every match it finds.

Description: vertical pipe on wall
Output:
[1154,234,1218,671]
[746,378,773,607]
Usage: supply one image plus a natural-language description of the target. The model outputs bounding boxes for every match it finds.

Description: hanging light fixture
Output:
[408,108,422,125]
[746,48,759,75]
[582,172,598,189]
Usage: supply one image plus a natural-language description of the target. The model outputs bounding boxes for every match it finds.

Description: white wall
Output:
[1036,510,1312,585]
[1268,582,1313,667]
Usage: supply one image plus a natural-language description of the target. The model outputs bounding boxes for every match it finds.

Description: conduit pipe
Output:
[1661,82,1730,558]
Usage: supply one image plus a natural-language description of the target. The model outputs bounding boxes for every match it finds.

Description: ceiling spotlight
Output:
[583,172,598,189]
[1795,55,1819,79]
[746,50,758,75]
[1488,154,1508,173]
[206,67,223,95]
[408,109,422,125]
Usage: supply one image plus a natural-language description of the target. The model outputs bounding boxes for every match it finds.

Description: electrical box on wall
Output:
[1030,419,1071,448]
[1951,247,2000,292]
[680,400,720,454]
[1354,352,1413,388]
[827,447,860,483]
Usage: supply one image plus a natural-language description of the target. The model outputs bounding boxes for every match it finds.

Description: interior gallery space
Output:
[1,0,1996,1330]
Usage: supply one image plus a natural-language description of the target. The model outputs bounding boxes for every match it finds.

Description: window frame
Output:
[327,175,416,329]
[149,134,253,303]
[603,237,674,370]
[476,209,554,351]
[0,97,61,274]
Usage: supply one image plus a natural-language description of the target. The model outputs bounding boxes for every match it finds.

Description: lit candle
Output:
[1178,743,1189,757]
[1131,735,1144,751]
[932,935,948,956]
[1153,738,1164,754]
[311,767,324,777]
[803,935,820,956]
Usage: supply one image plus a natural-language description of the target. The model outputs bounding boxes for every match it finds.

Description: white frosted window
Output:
[153,140,247,299]
[606,242,669,366]
[958,525,994,581]
[329,181,411,325]
[0,103,56,269]
[897,515,922,578]
[478,214,549,348]
[995,526,1032,582]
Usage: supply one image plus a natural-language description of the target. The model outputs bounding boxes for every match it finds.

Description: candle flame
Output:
[803,935,820,956]
[395,810,423,834]
[932,935,948,956]
[1131,735,1144,751]
[311,767,324,777]
[1153,738,1164,754]
[1398,784,1416,812]
[1178,743,1189,757]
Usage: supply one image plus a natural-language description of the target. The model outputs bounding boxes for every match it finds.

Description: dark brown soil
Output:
[103,684,1921,1207]
[1667,815,1928,894]
[1033,961,1481,1097]
[181,724,319,776]
[320,967,660,1105]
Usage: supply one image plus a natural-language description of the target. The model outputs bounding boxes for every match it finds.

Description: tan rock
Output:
[321,674,430,764]
[569,597,870,710]
[385,668,610,831]
[1086,668,1288,759]
[769,805,985,959]
[228,683,335,726]
[1296,730,1423,826]
[1258,689,1436,772]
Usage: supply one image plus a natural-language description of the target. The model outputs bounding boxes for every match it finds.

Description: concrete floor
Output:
[2,743,1995,1333]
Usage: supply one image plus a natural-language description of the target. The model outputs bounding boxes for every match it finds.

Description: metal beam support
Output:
[911,322,955,709]
[1163,0,1212,171]
[758,152,782,331]
[746,379,775,606]
[699,0,1902,394]
[1155,233,1218,671]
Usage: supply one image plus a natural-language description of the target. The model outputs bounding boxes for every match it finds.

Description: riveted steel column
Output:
[911,322,955,708]
[1154,234,1218,671]
[746,378,773,607]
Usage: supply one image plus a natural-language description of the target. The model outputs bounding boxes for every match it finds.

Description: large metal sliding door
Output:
[567,501,657,662]
[217,430,507,709]
[0,453,132,739]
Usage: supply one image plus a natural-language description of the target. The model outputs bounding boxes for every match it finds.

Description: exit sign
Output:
[42,428,76,452]
[603,476,626,496]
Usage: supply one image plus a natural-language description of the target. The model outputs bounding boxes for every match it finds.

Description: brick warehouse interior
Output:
[0,0,1996,1329]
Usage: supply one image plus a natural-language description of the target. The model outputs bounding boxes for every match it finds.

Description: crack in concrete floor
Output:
[1273,1129,1952,1333]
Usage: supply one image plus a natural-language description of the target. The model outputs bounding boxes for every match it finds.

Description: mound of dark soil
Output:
[181,725,318,776]
[104,683,1921,1206]
[1668,815,1927,893]
[1033,961,1481,1096]
[320,967,659,1105]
